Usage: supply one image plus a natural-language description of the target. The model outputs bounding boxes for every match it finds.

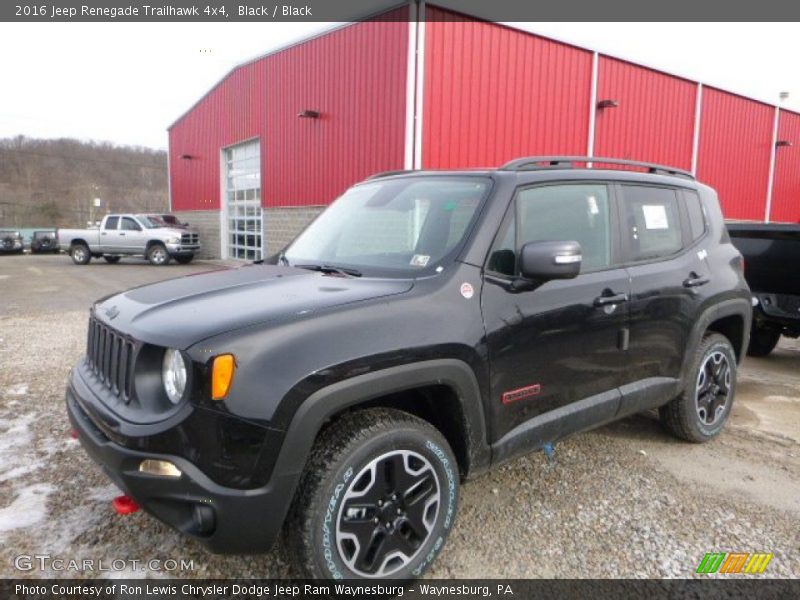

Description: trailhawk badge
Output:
[460,282,474,299]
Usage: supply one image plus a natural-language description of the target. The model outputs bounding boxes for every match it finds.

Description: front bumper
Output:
[166,243,200,255]
[66,382,297,554]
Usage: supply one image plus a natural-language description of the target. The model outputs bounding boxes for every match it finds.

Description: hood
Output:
[159,227,195,237]
[93,264,414,348]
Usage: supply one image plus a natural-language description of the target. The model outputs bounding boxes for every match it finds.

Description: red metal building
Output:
[169,6,800,259]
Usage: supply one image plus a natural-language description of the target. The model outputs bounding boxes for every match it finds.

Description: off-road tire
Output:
[285,408,459,580]
[746,324,780,357]
[660,333,737,443]
[70,243,91,265]
[147,243,171,266]
[174,254,194,265]
[103,256,121,264]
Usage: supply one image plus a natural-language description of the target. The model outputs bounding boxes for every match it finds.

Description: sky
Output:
[1,21,799,150]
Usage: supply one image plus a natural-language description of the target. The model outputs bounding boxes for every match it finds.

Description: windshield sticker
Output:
[460,282,474,299]
[642,204,669,229]
[410,254,430,267]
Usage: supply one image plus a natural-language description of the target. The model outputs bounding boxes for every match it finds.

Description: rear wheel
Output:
[104,256,121,264]
[286,408,459,580]
[147,243,171,266]
[70,243,91,265]
[174,254,194,265]
[746,323,780,357]
[660,333,737,443]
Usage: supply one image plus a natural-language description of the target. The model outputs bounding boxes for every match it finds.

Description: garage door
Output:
[224,140,263,260]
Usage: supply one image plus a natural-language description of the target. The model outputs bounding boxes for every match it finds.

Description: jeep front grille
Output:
[181,233,199,245]
[86,316,135,401]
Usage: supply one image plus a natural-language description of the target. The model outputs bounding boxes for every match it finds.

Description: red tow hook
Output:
[112,495,140,515]
[70,430,78,439]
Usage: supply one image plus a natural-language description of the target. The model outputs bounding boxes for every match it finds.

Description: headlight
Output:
[166,237,180,244]
[162,348,187,404]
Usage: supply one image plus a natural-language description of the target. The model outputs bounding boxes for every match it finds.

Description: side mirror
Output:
[519,240,582,280]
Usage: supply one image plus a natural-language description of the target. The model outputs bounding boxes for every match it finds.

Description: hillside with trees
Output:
[0,136,168,228]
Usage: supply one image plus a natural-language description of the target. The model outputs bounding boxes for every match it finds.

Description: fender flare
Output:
[679,297,752,381]
[271,358,491,481]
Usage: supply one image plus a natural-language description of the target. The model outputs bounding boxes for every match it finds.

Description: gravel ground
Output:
[0,255,798,579]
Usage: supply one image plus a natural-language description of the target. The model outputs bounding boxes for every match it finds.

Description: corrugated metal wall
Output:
[771,110,800,222]
[170,10,800,223]
[421,8,592,169]
[169,10,408,211]
[696,88,775,221]
[593,56,696,171]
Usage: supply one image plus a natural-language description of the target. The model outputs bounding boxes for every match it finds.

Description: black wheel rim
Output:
[695,351,731,426]
[335,449,441,577]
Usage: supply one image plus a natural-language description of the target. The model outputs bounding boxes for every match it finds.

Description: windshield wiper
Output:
[295,263,362,277]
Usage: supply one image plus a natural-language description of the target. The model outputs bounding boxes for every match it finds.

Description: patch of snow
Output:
[6,383,29,396]
[37,503,105,554]
[0,483,54,535]
[0,413,37,480]
[87,483,120,503]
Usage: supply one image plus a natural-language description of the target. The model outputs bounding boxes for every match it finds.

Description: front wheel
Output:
[286,408,459,580]
[660,332,737,443]
[174,254,194,265]
[70,243,91,265]
[746,323,780,357]
[146,243,171,266]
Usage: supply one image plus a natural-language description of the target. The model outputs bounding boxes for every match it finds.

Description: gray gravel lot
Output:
[0,254,798,579]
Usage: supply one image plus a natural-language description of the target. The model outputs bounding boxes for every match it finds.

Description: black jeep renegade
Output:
[67,157,751,579]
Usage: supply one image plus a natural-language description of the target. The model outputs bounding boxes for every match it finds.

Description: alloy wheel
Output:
[151,247,167,264]
[695,351,731,426]
[335,449,441,578]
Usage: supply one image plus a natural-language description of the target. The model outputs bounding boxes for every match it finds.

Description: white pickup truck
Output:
[57,214,200,265]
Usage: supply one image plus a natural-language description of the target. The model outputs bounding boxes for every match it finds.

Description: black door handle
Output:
[683,274,710,288]
[119,233,126,236]
[594,292,629,307]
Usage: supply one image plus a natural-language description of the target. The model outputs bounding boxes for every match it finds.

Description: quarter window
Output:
[488,183,612,275]
[621,185,683,261]
[684,190,706,241]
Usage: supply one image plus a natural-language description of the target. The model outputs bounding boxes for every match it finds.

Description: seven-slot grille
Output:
[181,233,199,246]
[86,315,135,401]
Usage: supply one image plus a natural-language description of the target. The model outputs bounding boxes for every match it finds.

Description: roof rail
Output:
[500,156,695,180]
[366,169,415,180]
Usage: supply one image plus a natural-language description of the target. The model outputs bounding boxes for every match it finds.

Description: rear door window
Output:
[621,185,683,261]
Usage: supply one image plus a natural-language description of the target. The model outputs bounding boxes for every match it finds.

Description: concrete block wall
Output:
[172,210,220,259]
[264,206,325,256]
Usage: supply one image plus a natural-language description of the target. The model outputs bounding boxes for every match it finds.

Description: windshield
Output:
[284,176,491,276]
[33,231,54,239]
[136,215,167,229]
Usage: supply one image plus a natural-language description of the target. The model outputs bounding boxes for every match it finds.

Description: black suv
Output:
[66,157,751,579]
[30,229,59,253]
[0,230,24,254]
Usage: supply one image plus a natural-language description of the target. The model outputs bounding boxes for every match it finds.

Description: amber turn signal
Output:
[211,354,236,400]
